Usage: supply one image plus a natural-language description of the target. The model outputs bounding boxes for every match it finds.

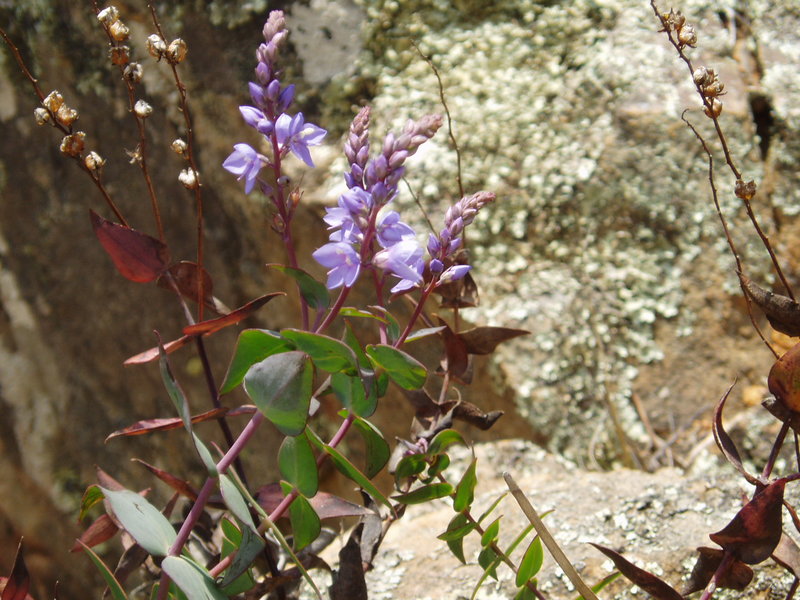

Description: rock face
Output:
[0,0,799,598]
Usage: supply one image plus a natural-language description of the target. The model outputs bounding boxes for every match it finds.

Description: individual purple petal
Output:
[312,241,361,289]
[377,210,416,247]
[239,106,273,136]
[278,84,295,111]
[437,264,471,285]
[374,239,424,291]
[427,233,441,257]
[223,143,264,194]
[249,82,266,106]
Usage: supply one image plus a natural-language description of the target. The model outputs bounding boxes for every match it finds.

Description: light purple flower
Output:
[437,264,472,285]
[239,106,273,136]
[274,112,327,167]
[223,143,264,194]
[312,241,361,289]
[376,210,416,248]
[374,238,425,293]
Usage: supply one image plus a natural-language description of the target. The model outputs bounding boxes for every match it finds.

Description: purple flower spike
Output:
[275,112,327,167]
[313,241,361,289]
[223,143,264,194]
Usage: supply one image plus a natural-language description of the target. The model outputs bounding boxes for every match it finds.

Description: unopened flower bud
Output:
[43,90,64,112]
[109,20,130,42]
[109,45,130,65]
[55,104,79,126]
[84,151,106,171]
[60,131,86,157]
[735,179,757,201]
[97,6,119,27]
[171,138,188,155]
[166,38,187,63]
[123,62,143,83]
[704,97,723,118]
[678,25,697,47]
[34,107,50,125]
[134,100,153,118]
[178,168,199,189]
[146,34,166,58]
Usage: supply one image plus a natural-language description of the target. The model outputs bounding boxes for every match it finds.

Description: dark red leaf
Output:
[256,484,372,520]
[452,401,504,431]
[772,532,800,577]
[710,478,786,564]
[95,466,126,492]
[90,209,169,283]
[741,274,800,337]
[1,540,31,600]
[590,543,683,600]
[105,407,229,441]
[183,293,284,336]
[157,261,230,315]
[330,534,367,600]
[70,514,119,553]
[682,547,753,595]
[768,342,800,413]
[459,326,530,355]
[113,543,149,586]
[437,318,469,381]
[712,382,760,486]
[131,459,198,501]
[123,334,192,366]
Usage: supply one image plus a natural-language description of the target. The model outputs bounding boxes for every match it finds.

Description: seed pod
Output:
[678,25,697,47]
[55,104,79,126]
[134,100,153,118]
[34,107,50,125]
[734,179,757,201]
[84,151,106,171]
[167,39,187,64]
[146,34,167,58]
[123,62,143,84]
[60,132,86,157]
[43,90,64,112]
[109,20,130,42]
[109,45,130,65]
[178,168,199,189]
[97,6,119,26]
[704,97,723,118]
[171,138,188,156]
[693,66,709,85]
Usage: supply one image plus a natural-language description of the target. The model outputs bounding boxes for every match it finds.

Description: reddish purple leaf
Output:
[451,401,503,431]
[772,532,800,577]
[131,459,198,501]
[458,326,530,355]
[256,484,372,520]
[437,318,470,382]
[590,543,683,600]
[90,209,169,283]
[741,274,800,337]
[105,407,229,441]
[123,334,192,366]
[712,382,760,486]
[710,478,787,564]
[157,261,230,314]
[1,540,31,600]
[769,342,800,413]
[682,547,753,595]
[70,514,119,553]
[95,466,126,492]
[183,293,284,336]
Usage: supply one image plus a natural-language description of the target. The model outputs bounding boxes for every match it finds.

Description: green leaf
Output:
[426,453,451,480]
[220,329,293,394]
[162,556,227,600]
[349,415,390,478]
[79,485,104,521]
[339,307,385,321]
[441,513,471,564]
[573,572,621,600]
[192,432,219,477]
[281,482,321,551]
[281,329,358,375]
[517,536,544,587]
[268,264,330,311]
[404,326,446,342]
[218,518,261,593]
[101,488,176,557]
[76,540,128,600]
[392,482,453,505]
[515,585,537,600]
[428,429,468,456]
[454,458,478,513]
[478,492,508,524]
[331,371,376,417]
[278,432,318,497]
[477,546,500,580]
[365,344,426,390]
[481,516,501,547]
[219,475,257,531]
[368,306,401,342]
[437,513,478,542]
[244,351,313,436]
[394,454,427,484]
[306,428,392,510]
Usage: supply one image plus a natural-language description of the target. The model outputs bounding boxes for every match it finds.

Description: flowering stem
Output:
[315,284,352,334]
[395,280,437,346]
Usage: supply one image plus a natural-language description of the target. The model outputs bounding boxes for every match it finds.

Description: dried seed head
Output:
[678,25,697,47]
[109,20,130,42]
[123,62,143,84]
[109,45,130,65]
[97,6,119,27]
[60,132,86,157]
[663,9,685,31]
[703,97,723,118]
[84,151,106,171]
[171,138,188,155]
[55,104,79,126]
[34,107,50,125]
[146,34,166,59]
[43,90,64,112]
[703,81,724,97]
[166,39,187,64]
[134,100,153,118]
[178,168,199,189]
[735,179,757,201]
[693,66,709,85]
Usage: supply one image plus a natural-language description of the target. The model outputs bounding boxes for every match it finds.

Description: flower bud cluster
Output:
[223,10,326,195]
[662,9,697,48]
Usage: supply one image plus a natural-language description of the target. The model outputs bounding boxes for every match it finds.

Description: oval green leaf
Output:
[516,536,544,587]
[278,432,318,497]
[331,371,377,417]
[454,457,478,513]
[437,514,478,542]
[428,429,468,457]
[350,415,390,479]
[101,488,176,557]
[281,482,321,551]
[481,516,501,547]
[244,351,313,436]
[365,344,426,390]
[268,264,330,311]
[394,454,427,484]
[162,556,227,600]
[281,329,358,375]
[220,329,293,394]
[392,482,453,505]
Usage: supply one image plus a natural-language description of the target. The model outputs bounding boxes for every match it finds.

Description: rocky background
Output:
[1,0,799,598]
